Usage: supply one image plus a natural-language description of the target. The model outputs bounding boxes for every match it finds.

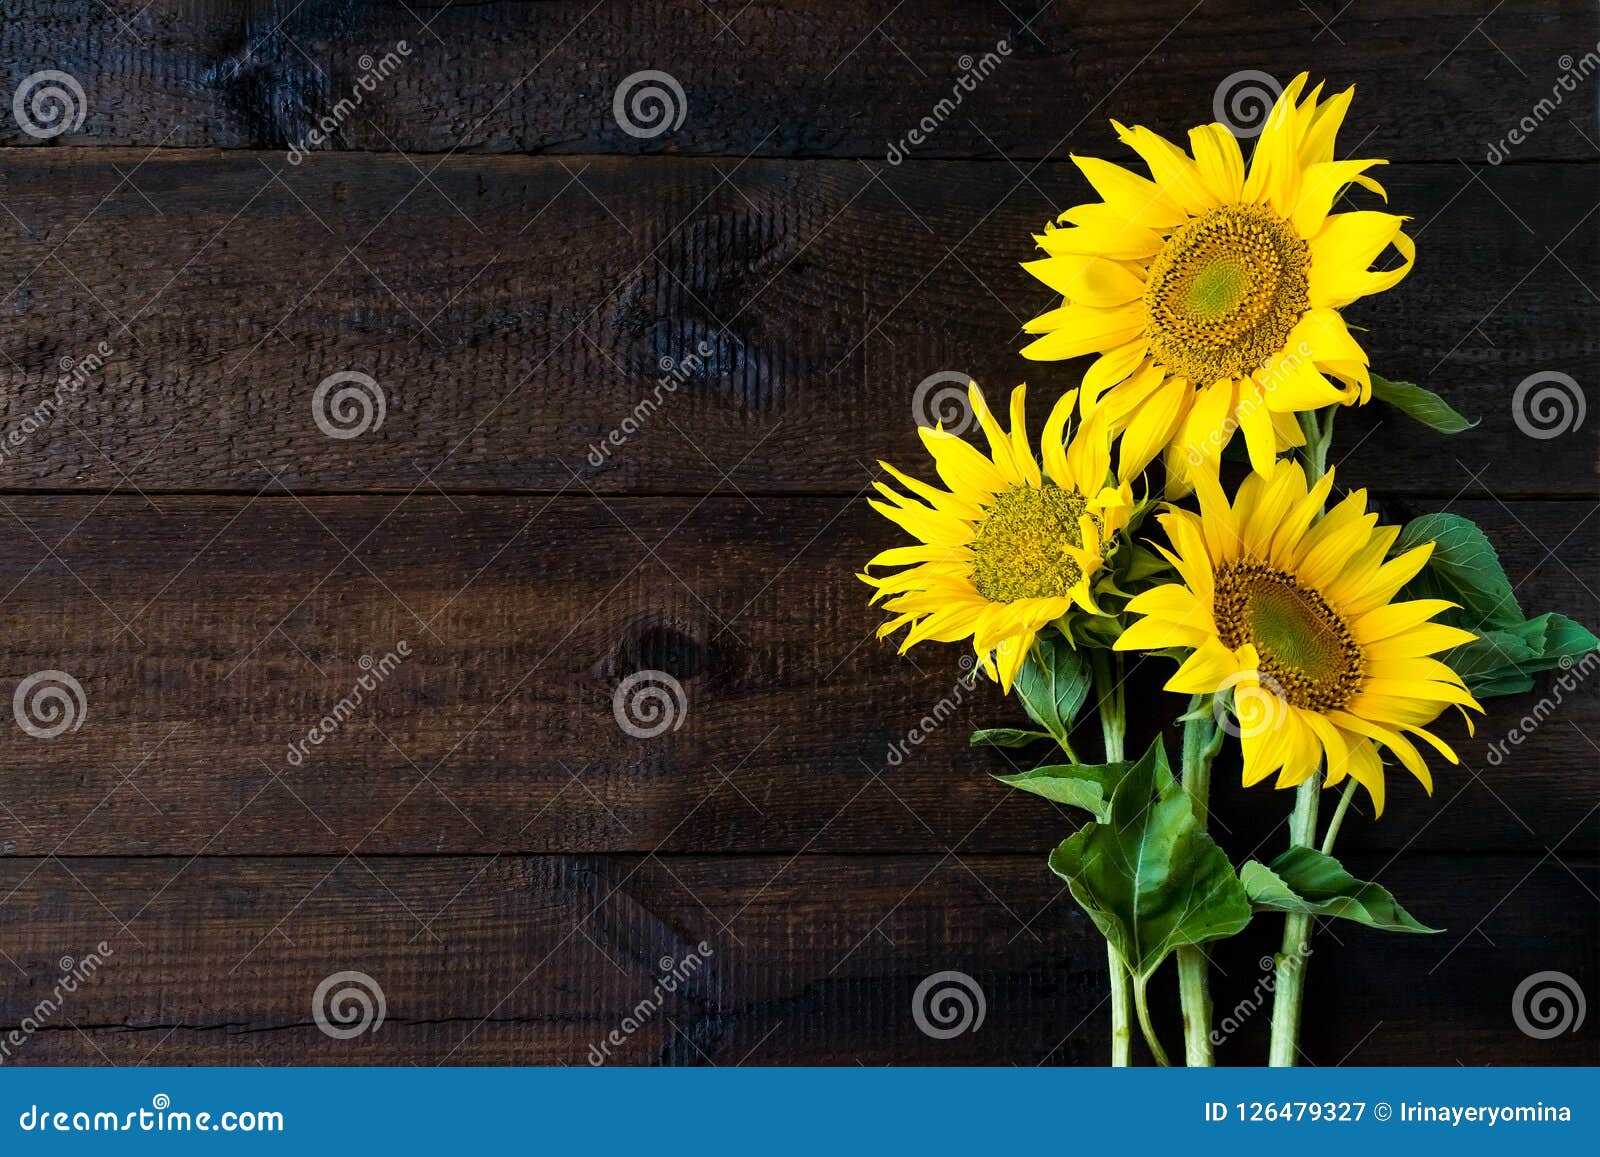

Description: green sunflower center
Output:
[1213,560,1363,711]
[969,484,1093,604]
[1142,204,1310,385]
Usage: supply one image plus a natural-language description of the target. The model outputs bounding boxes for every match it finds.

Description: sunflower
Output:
[861,383,1132,691]
[1114,460,1480,814]
[1019,73,1413,487]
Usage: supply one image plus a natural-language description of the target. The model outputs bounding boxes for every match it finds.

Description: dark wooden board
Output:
[0,496,1590,857]
[0,153,1593,496]
[0,1,1592,162]
[0,853,1591,1065]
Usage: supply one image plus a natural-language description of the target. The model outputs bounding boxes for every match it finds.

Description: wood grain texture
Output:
[0,853,1591,1065]
[0,495,1591,858]
[0,152,1594,496]
[0,0,1593,161]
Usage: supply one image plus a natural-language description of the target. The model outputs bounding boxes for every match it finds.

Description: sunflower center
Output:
[1213,560,1362,711]
[1142,205,1310,385]
[969,484,1092,604]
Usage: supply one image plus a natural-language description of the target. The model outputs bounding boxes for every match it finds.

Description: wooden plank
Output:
[0,152,1593,496]
[0,853,1591,1064]
[0,495,1590,857]
[0,1,1592,161]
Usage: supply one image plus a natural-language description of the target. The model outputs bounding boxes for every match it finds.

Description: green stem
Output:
[1133,975,1173,1067]
[1266,408,1340,1067]
[1267,775,1322,1066]
[1092,651,1126,762]
[1321,779,1359,855]
[1297,408,1336,481]
[1107,944,1132,1066]
[1176,696,1226,1065]
[1090,650,1132,1065]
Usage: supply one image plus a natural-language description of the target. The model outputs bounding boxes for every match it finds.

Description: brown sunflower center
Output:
[969,484,1093,604]
[1213,559,1363,711]
[1142,204,1310,385]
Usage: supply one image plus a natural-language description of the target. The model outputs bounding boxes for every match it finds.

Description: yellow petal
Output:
[1290,158,1388,237]
[1237,391,1280,476]
[1341,737,1387,816]
[1175,379,1237,473]
[1339,542,1435,617]
[1037,212,1163,260]
[878,461,980,522]
[969,385,1023,484]
[1022,253,1147,305]
[1352,599,1459,645]
[1007,384,1043,488]
[1070,154,1187,228]
[1064,402,1112,488]
[1187,123,1245,205]
[1309,212,1416,308]
[1166,636,1245,693]
[1039,387,1076,489]
[1080,341,1152,410]
[1363,623,1479,659]
[918,426,1008,503]
[1111,121,1213,216]
[1114,614,1210,652]
[1021,303,1146,360]
[1117,375,1189,479]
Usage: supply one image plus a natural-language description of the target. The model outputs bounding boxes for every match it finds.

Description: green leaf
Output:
[1118,543,1172,585]
[1370,374,1477,434]
[1047,738,1252,981]
[1396,514,1600,697]
[1437,612,1600,699]
[1397,513,1521,630]
[993,761,1133,822]
[1240,847,1440,933]
[1065,612,1124,650]
[970,727,1053,749]
[1437,623,1544,697]
[1013,633,1091,746]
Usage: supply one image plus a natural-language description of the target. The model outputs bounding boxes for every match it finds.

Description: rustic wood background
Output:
[0,0,1595,1066]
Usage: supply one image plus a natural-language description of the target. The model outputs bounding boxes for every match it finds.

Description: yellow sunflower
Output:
[1114,460,1480,814]
[861,383,1132,691]
[1020,74,1413,486]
